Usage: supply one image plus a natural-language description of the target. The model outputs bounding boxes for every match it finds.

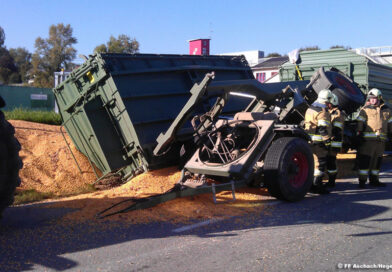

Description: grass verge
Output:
[14,189,54,205]
[4,108,62,125]
[14,184,97,205]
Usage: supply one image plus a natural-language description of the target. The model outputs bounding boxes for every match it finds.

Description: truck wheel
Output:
[0,111,22,217]
[310,67,365,115]
[326,71,365,115]
[264,137,313,201]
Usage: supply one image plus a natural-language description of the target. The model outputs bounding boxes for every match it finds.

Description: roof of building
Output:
[252,56,289,69]
[187,38,211,42]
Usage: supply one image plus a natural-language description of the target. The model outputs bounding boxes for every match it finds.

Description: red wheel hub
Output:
[336,75,356,95]
[289,152,309,188]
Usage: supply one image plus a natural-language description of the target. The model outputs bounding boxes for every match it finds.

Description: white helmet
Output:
[317,89,333,104]
[331,93,339,106]
[367,88,382,100]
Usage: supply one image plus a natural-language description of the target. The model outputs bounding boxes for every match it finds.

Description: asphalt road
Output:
[1,165,392,271]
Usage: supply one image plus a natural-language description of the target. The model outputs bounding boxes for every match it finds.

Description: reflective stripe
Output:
[363,132,378,138]
[357,115,366,122]
[333,121,343,129]
[309,134,323,141]
[328,169,338,174]
[359,169,369,176]
[371,170,380,176]
[331,141,342,148]
[314,169,324,177]
[318,119,330,127]
[363,132,387,140]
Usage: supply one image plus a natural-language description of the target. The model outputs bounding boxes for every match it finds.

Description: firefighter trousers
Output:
[327,150,338,177]
[311,144,328,180]
[357,140,385,183]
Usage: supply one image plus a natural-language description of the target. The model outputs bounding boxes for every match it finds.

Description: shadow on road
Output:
[1,172,391,271]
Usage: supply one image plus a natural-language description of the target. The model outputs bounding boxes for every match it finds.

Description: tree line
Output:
[0,23,139,88]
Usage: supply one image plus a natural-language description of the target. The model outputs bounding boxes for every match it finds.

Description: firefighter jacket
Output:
[357,103,392,141]
[329,107,345,150]
[304,103,332,144]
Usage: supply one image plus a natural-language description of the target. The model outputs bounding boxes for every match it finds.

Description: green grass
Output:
[14,184,97,205]
[14,189,54,205]
[4,108,62,125]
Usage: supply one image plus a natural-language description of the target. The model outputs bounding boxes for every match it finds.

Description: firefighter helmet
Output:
[317,89,333,104]
[367,88,382,99]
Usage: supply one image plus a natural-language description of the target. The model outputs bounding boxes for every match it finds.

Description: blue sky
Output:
[1,0,392,63]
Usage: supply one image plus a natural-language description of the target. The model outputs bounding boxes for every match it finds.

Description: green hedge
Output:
[4,108,62,125]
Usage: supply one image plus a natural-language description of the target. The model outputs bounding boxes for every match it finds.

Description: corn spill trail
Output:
[12,120,360,224]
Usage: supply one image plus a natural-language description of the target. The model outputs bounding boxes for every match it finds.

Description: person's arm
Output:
[388,109,392,137]
[356,109,367,135]
[317,110,331,147]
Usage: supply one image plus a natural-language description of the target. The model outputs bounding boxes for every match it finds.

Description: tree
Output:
[299,46,320,52]
[0,27,18,84]
[330,45,352,50]
[266,52,282,57]
[9,47,31,83]
[0,26,5,47]
[0,47,18,84]
[94,34,139,54]
[32,23,77,88]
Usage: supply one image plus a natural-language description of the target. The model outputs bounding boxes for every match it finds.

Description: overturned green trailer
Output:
[53,53,255,181]
[280,48,392,102]
[53,53,367,215]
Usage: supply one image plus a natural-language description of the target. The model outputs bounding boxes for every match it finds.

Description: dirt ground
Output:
[12,120,98,196]
[11,120,362,224]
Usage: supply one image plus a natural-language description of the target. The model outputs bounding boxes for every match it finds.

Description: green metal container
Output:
[280,48,392,102]
[53,53,254,180]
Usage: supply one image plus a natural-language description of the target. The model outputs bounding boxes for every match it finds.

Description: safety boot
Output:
[369,175,386,187]
[358,177,367,189]
[326,173,337,188]
[310,176,329,194]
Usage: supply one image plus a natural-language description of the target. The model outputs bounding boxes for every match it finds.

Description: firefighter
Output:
[356,88,392,188]
[304,89,333,194]
[326,93,345,187]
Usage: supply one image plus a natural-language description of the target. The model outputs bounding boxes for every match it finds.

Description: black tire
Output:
[325,70,365,115]
[310,67,365,115]
[264,137,314,201]
[0,111,23,216]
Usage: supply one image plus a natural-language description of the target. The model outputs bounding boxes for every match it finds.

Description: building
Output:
[219,50,264,66]
[354,46,392,65]
[252,56,288,83]
[54,70,71,87]
[187,40,287,83]
[188,38,210,55]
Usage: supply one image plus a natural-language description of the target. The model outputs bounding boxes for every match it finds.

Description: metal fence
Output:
[0,85,55,111]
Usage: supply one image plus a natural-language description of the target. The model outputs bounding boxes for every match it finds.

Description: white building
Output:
[251,56,288,83]
[219,50,264,66]
[354,46,392,65]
